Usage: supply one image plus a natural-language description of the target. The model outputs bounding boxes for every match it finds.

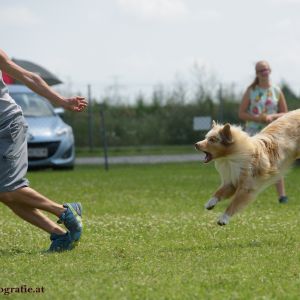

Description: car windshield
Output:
[11,92,54,117]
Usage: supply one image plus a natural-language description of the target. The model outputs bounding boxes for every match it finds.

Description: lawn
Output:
[0,163,300,299]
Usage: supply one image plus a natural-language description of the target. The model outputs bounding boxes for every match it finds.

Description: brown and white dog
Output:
[195,109,300,225]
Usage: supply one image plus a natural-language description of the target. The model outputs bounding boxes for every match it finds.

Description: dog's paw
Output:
[217,213,230,226]
[204,197,218,210]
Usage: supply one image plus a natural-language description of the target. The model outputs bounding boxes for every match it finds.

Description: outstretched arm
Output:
[0,49,87,112]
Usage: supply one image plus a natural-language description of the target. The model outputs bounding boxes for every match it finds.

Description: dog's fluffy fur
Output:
[195,109,300,225]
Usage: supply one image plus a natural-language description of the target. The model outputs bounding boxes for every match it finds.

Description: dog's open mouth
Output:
[200,151,213,163]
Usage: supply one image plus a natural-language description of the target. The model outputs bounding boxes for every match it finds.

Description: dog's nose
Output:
[195,143,200,150]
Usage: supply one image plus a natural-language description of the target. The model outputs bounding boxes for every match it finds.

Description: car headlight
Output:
[55,126,72,136]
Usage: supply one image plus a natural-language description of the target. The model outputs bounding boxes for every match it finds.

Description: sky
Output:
[2,0,300,101]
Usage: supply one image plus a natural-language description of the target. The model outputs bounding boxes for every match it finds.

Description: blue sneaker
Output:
[47,232,74,252]
[57,203,82,244]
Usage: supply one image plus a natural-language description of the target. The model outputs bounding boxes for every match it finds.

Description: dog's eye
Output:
[208,137,218,143]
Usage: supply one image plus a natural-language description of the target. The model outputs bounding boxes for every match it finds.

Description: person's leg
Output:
[0,115,80,251]
[4,201,66,234]
[0,187,66,218]
[0,187,82,252]
[0,186,82,242]
[275,177,288,203]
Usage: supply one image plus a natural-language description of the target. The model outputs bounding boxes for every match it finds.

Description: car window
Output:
[11,92,54,117]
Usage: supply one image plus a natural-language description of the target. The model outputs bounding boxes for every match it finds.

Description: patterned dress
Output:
[245,84,281,136]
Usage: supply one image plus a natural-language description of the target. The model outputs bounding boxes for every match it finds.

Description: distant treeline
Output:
[63,82,300,148]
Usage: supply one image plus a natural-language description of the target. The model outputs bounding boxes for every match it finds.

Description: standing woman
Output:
[239,60,289,203]
[0,48,87,252]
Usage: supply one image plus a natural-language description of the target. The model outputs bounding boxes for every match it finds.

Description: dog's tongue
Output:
[198,152,206,162]
[205,152,212,163]
[199,152,212,163]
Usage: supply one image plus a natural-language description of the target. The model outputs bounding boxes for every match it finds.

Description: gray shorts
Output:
[0,114,29,192]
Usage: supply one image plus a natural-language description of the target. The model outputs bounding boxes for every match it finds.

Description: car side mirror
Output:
[54,107,65,116]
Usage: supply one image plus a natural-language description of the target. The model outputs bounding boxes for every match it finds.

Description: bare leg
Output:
[205,184,236,210]
[275,177,286,197]
[0,187,67,234]
[0,187,66,217]
[4,202,66,234]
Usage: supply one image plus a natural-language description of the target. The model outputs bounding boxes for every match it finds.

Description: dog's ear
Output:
[212,120,217,128]
[220,123,234,145]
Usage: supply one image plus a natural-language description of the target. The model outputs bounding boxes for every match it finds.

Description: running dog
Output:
[195,109,300,225]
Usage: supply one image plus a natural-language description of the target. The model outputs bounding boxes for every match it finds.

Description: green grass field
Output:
[1,163,300,299]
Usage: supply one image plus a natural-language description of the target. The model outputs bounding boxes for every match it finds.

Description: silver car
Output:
[8,84,75,169]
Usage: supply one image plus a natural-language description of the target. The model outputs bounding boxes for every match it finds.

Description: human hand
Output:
[265,115,274,123]
[61,96,88,112]
[257,113,268,123]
